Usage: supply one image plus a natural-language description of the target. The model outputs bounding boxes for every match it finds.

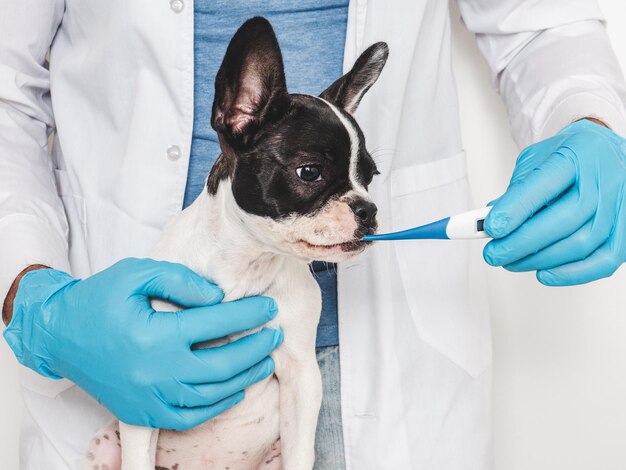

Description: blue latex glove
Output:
[483,119,626,286]
[3,258,283,430]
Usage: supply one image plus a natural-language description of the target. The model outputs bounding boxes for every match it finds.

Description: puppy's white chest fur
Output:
[149,187,322,469]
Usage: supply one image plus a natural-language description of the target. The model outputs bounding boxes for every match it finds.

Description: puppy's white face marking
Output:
[317,97,371,201]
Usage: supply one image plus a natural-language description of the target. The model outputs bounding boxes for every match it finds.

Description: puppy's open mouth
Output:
[297,239,371,252]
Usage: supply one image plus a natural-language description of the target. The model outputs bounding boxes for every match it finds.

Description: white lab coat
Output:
[2,0,626,468]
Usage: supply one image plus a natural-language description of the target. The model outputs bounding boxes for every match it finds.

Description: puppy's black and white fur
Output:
[86,17,388,470]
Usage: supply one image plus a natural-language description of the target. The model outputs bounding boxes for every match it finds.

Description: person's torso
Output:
[30,2,492,468]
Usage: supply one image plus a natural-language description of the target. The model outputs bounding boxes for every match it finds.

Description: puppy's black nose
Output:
[350,199,378,228]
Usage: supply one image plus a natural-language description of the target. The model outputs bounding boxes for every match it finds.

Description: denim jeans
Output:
[314,345,346,470]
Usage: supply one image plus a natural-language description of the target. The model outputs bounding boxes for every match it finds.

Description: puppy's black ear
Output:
[212,17,289,148]
[320,42,388,114]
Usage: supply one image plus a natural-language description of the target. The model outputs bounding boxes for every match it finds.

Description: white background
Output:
[2,1,626,468]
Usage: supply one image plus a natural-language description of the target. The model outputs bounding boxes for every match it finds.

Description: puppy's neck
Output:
[154,182,302,302]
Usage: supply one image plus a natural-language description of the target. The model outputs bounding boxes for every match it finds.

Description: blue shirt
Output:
[185,1,349,347]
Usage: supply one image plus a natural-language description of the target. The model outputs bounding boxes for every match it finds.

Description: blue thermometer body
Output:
[362,206,492,241]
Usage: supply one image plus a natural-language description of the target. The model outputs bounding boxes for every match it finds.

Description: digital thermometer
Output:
[362,206,492,241]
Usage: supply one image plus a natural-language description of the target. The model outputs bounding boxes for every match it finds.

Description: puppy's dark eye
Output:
[295,165,322,182]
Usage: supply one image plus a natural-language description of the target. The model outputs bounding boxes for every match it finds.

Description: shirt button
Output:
[170,0,184,13]
[166,145,181,161]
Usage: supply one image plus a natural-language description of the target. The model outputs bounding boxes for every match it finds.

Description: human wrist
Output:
[577,117,609,128]
[2,264,50,326]
[566,118,626,152]
[3,267,77,379]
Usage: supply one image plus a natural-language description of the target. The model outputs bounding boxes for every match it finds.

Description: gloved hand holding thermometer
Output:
[365,119,626,285]
[483,119,626,286]
[3,258,283,430]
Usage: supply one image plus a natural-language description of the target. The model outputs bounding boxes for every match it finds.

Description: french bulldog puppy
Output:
[86,16,387,470]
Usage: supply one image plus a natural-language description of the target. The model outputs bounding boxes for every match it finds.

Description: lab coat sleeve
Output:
[0,0,71,309]
[456,0,626,148]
